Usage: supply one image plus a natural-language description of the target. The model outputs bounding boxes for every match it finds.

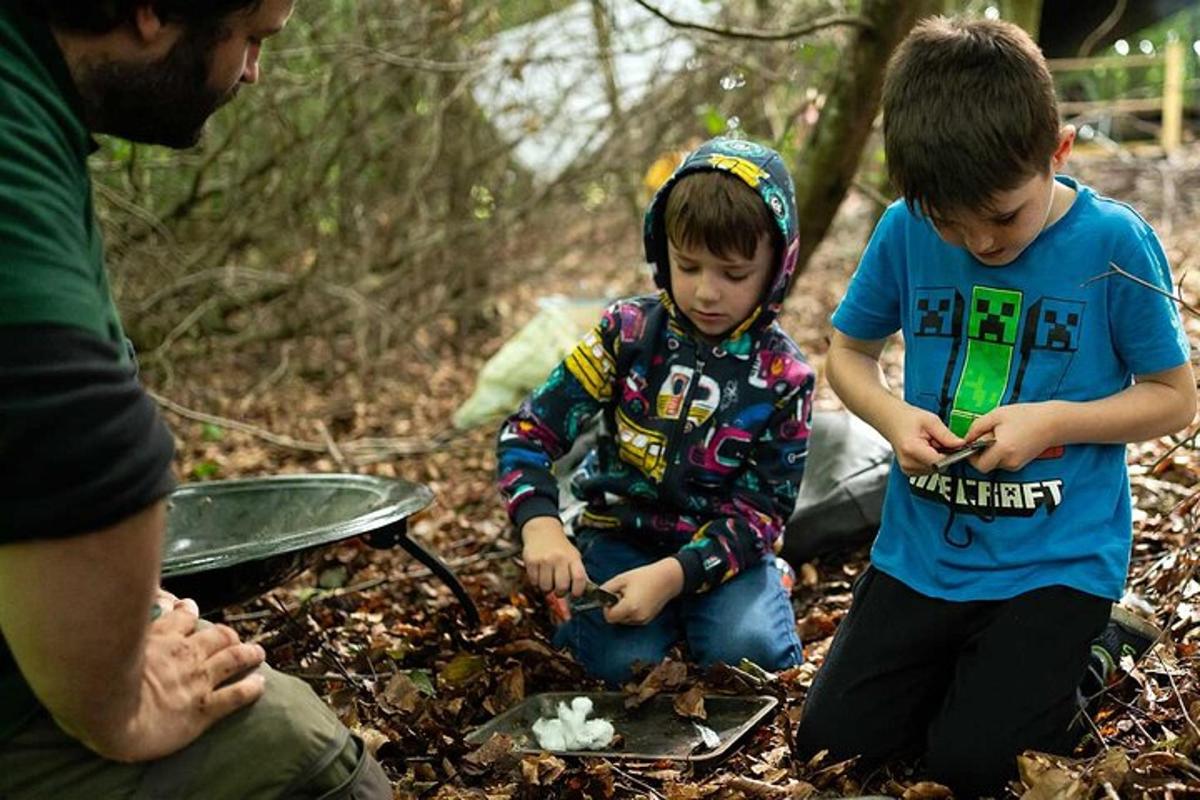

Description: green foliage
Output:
[191,460,220,480]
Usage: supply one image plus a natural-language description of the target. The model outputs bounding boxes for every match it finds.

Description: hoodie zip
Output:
[664,349,706,477]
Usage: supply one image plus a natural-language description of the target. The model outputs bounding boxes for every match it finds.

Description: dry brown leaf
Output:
[439,652,488,688]
[901,781,954,799]
[462,733,515,774]
[381,672,422,714]
[628,659,689,708]
[674,686,707,720]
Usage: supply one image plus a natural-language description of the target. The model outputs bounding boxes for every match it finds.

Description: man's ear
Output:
[1051,124,1076,170]
[131,3,169,45]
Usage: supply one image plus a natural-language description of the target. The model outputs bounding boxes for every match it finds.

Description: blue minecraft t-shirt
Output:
[832,176,1191,602]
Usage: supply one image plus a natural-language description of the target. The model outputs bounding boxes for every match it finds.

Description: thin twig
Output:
[629,0,872,42]
[1149,424,1200,473]
[605,761,666,800]
[146,296,218,363]
[149,390,443,461]
[1081,261,1200,317]
[316,420,349,470]
[1159,648,1200,740]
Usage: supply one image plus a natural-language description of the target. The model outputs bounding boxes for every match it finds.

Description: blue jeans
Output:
[553,532,804,686]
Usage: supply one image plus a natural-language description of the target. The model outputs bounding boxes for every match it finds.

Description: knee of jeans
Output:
[577,636,669,687]
[692,626,802,672]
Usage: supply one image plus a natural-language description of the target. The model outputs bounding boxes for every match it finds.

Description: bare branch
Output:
[149,390,445,462]
[628,0,873,42]
[1081,261,1200,317]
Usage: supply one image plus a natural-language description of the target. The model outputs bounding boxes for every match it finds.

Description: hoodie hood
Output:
[643,137,800,342]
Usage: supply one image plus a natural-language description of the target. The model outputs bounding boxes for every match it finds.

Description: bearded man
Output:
[0,3,390,797]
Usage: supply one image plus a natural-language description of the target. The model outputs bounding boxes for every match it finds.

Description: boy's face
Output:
[926,127,1075,266]
[667,234,774,340]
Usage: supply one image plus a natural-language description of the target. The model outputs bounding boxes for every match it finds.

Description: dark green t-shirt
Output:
[0,8,125,346]
[0,8,175,743]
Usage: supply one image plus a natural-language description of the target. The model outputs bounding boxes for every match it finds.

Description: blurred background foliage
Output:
[92,0,1200,383]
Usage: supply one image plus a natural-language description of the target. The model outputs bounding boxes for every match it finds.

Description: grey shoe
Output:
[1081,603,1161,699]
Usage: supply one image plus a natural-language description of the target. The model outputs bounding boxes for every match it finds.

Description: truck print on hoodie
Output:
[497,139,815,595]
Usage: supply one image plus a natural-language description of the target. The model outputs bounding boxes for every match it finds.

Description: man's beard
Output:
[77,25,239,149]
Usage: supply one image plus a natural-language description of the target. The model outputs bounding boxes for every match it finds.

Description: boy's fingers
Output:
[553,563,572,596]
[927,424,965,450]
[530,563,549,594]
[963,415,996,442]
[570,560,588,597]
[603,600,630,625]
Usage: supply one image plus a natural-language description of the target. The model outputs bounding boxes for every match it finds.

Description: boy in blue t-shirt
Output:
[797,17,1196,796]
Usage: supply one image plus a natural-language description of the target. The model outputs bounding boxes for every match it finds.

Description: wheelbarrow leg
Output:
[366,522,481,626]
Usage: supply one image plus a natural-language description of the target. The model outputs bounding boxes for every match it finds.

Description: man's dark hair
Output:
[24,0,263,34]
[881,16,1061,217]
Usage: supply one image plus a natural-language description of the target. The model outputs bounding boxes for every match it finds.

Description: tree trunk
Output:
[790,0,940,273]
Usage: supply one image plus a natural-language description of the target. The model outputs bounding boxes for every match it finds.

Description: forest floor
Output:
[150,150,1200,798]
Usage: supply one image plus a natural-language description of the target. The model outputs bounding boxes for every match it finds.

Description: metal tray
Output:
[465,691,778,762]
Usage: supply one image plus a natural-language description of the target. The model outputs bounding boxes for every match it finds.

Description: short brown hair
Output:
[664,171,776,262]
[882,16,1061,217]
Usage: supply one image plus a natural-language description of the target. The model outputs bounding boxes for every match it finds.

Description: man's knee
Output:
[171,666,389,799]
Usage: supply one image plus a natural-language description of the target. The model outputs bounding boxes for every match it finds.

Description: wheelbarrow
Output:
[160,474,480,625]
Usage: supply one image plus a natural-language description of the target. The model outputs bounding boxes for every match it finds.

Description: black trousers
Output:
[795,566,1110,798]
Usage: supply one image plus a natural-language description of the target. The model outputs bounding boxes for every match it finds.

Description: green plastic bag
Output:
[453,297,608,430]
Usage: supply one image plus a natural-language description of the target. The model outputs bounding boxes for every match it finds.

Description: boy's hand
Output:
[521,517,588,598]
[965,402,1060,473]
[602,558,684,626]
[882,404,964,475]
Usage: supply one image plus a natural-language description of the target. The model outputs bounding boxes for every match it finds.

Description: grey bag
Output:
[780,410,892,567]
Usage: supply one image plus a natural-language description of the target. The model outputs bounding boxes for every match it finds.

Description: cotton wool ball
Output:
[531,696,615,750]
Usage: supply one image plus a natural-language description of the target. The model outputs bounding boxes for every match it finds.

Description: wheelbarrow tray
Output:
[465,691,778,762]
[161,474,433,612]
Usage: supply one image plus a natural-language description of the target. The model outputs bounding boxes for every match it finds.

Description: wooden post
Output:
[1162,38,1185,154]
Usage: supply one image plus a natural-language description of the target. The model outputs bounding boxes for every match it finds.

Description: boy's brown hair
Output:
[664,171,777,262]
[882,16,1061,217]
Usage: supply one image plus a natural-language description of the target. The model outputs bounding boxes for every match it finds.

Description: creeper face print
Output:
[911,287,965,419]
[915,287,958,337]
[1008,297,1086,462]
[949,287,1023,437]
[1032,298,1084,352]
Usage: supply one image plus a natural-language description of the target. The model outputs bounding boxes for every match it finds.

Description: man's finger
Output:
[204,671,266,721]
[192,623,243,657]
[207,644,266,686]
[152,603,200,635]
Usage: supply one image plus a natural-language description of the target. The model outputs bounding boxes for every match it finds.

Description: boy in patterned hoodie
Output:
[497,137,814,685]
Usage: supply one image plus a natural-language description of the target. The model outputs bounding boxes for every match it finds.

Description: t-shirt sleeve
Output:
[0,324,176,541]
[830,202,905,340]
[1109,225,1192,376]
[0,85,109,335]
